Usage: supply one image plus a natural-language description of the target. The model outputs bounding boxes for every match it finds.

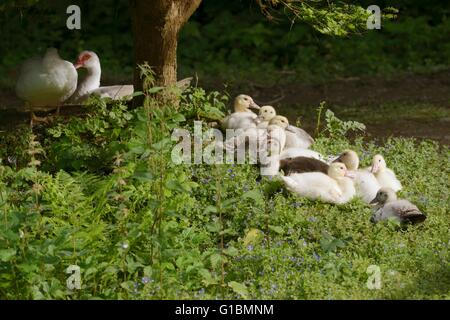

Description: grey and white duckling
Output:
[370,188,426,224]
[284,121,314,149]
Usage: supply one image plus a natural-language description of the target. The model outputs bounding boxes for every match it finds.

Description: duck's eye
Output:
[378,159,381,162]
[264,110,267,113]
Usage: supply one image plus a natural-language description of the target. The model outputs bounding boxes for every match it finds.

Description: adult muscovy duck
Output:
[16,48,78,125]
[70,50,192,103]
[70,50,134,103]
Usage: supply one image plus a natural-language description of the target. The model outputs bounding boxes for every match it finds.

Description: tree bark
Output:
[129,0,202,91]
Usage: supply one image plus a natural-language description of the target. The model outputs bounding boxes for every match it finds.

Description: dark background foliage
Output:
[1,0,450,87]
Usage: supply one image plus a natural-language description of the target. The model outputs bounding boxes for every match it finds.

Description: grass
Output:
[0,84,449,300]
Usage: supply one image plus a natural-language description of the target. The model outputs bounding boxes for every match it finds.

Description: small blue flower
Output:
[228,169,233,173]
[308,216,318,222]
[291,202,301,208]
[247,245,254,251]
[313,252,321,261]
[230,174,236,179]
[198,288,205,295]
[141,277,151,284]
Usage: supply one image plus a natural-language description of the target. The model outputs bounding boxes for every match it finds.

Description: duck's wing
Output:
[286,125,314,144]
[388,200,426,224]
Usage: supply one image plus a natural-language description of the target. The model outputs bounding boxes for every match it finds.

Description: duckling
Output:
[284,122,314,149]
[370,188,426,224]
[221,94,260,131]
[256,105,277,128]
[267,115,289,153]
[259,116,289,176]
[369,154,402,192]
[279,157,329,175]
[281,162,356,204]
[334,149,381,203]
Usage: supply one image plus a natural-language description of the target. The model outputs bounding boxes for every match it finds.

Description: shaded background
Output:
[1,0,450,143]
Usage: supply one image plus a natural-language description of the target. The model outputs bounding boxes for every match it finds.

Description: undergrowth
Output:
[0,72,449,299]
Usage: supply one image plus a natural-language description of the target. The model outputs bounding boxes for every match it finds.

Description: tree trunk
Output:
[129,0,202,91]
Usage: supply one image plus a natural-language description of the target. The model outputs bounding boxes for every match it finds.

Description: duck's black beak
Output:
[369,197,378,205]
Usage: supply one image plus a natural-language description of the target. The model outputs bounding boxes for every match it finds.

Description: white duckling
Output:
[369,154,402,192]
[221,94,260,131]
[281,162,356,204]
[334,149,381,203]
[267,116,288,154]
[370,188,426,224]
[256,105,277,129]
[259,116,288,176]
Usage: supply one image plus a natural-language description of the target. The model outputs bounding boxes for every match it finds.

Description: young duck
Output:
[256,105,276,129]
[369,154,402,192]
[370,188,426,224]
[281,162,356,204]
[279,157,329,175]
[284,122,314,149]
[334,149,381,203]
[221,94,260,130]
[267,115,288,154]
[259,116,289,176]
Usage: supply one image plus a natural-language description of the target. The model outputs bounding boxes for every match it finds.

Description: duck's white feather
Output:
[16,48,78,106]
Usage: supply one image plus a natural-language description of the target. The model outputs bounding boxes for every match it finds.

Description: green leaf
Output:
[228,281,249,299]
[223,246,239,257]
[148,86,164,93]
[242,189,264,204]
[210,253,222,268]
[268,225,283,234]
[0,248,16,262]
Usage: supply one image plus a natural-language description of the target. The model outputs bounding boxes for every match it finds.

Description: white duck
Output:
[370,188,426,224]
[16,48,78,124]
[369,154,402,192]
[281,162,356,204]
[334,149,381,203]
[70,51,132,103]
[221,95,260,131]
